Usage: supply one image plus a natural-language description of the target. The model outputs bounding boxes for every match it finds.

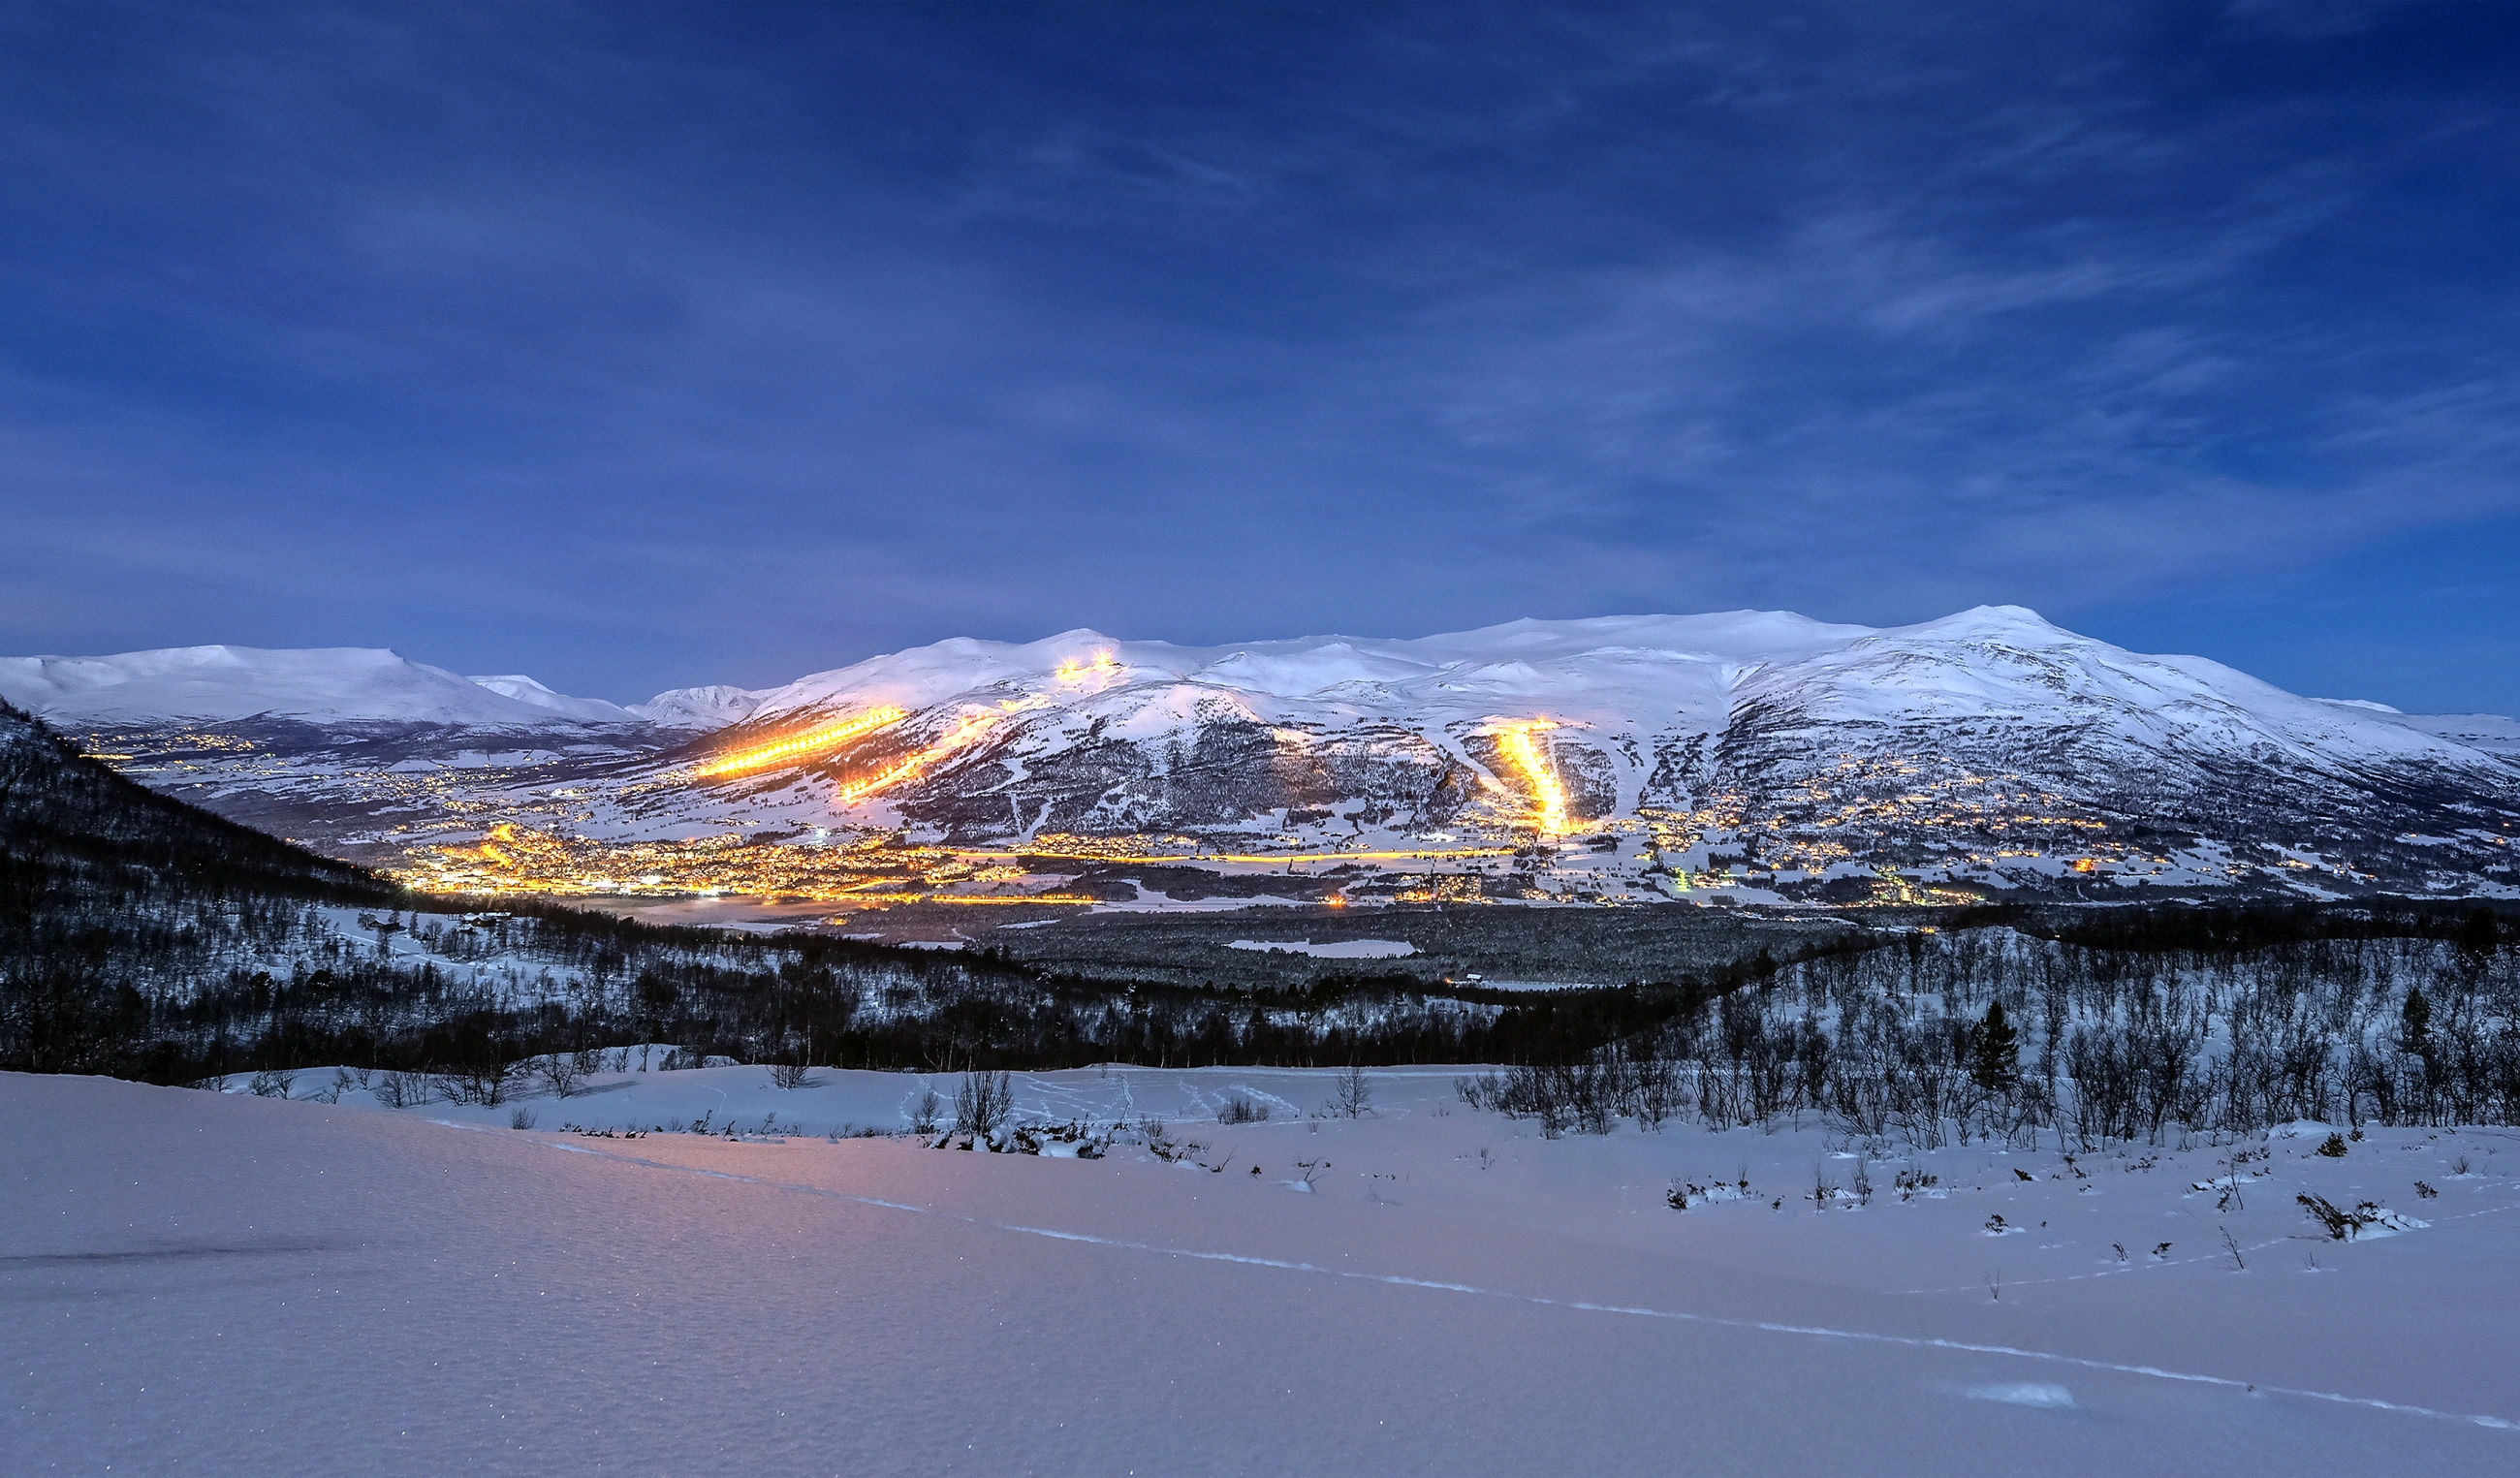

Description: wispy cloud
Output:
[2,2,2516,708]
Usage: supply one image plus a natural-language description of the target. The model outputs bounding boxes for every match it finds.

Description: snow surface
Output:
[2402,711,2520,761]
[7,1069,2516,1475]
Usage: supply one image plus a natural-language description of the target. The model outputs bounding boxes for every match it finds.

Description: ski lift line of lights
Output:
[691,707,906,778]
[835,713,1001,804]
[695,646,1103,784]
[1496,720,1571,834]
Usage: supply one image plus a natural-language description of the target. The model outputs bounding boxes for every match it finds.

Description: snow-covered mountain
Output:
[628,684,769,730]
[0,644,748,732]
[0,645,636,729]
[6,611,2515,902]
[463,674,643,724]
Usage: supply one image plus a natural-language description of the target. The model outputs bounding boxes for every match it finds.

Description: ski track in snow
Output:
[453,1120,2520,1435]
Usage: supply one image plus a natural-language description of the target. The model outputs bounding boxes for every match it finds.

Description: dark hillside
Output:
[0,698,394,908]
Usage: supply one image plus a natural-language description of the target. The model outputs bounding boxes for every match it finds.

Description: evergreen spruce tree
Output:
[2401,985,2433,1055]
[1969,999,2019,1093]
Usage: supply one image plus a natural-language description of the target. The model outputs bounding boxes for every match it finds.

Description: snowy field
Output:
[6,1066,2518,1475]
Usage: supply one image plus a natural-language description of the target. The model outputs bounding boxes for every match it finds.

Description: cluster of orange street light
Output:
[476,821,521,866]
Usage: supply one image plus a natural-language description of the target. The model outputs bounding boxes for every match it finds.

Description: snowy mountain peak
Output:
[465,675,641,724]
[0,645,635,729]
[630,684,770,730]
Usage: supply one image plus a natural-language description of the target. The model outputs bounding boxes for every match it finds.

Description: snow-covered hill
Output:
[628,683,770,730]
[6,611,2515,902]
[2400,711,2520,763]
[0,644,745,732]
[0,645,642,729]
[463,673,643,724]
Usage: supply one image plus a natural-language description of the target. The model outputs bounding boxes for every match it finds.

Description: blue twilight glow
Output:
[4,2,2517,711]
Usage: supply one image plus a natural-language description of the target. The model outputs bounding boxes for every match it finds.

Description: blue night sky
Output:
[6,2,2519,712]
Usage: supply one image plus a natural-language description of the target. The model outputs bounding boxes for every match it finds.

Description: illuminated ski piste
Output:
[690,706,904,778]
[1495,720,1571,834]
[837,712,1001,803]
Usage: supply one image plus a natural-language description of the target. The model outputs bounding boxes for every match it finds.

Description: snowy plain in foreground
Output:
[5,1066,2516,1475]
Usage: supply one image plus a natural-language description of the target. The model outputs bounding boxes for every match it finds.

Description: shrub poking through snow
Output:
[1331,1063,1372,1118]
[1140,1121,1210,1165]
[1217,1094,1269,1123]
[2299,1192,2382,1240]
[954,1070,1014,1139]
[2315,1132,2349,1158]
[1004,1120,1109,1158]
[1667,1178,1747,1211]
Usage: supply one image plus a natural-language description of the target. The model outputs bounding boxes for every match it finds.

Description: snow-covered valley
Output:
[7,1067,2514,1475]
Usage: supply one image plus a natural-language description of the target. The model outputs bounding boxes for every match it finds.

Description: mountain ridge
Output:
[8,609,2503,737]
[7,609,2515,906]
